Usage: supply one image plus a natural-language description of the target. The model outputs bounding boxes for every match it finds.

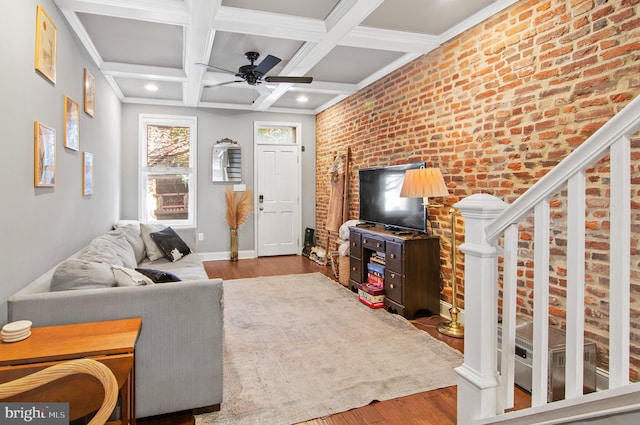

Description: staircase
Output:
[455,94,640,424]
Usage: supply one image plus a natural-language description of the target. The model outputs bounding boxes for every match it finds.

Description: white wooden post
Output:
[455,194,508,424]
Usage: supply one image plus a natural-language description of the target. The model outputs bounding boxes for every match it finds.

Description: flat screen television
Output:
[358,162,426,233]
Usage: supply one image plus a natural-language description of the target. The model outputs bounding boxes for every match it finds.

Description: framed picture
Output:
[34,121,56,187]
[84,69,95,117]
[64,96,79,150]
[35,5,57,84]
[82,152,93,195]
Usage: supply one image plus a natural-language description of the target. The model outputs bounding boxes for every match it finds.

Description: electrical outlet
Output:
[197,233,204,241]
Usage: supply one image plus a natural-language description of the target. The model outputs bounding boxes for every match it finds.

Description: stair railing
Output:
[455,93,640,424]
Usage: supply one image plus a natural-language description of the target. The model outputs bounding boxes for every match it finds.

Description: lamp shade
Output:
[400,167,449,199]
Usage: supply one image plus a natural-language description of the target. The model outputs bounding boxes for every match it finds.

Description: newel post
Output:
[454,194,508,424]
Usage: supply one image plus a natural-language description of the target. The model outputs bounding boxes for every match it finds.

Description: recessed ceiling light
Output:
[145,83,159,92]
[297,95,308,103]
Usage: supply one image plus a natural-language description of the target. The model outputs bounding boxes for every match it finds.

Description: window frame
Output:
[254,121,301,145]
[138,114,197,228]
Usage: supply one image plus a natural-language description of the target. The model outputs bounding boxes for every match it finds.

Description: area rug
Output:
[196,272,463,425]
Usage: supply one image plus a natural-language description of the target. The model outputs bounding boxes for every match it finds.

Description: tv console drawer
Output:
[384,270,403,304]
[385,241,402,271]
[362,235,385,251]
[350,232,362,258]
[349,257,362,283]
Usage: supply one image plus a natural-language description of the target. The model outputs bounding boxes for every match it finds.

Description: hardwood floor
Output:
[140,255,530,425]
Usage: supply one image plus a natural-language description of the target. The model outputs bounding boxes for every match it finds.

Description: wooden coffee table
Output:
[0,318,141,425]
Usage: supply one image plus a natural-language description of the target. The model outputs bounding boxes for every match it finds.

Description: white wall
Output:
[120,104,316,256]
[0,1,122,322]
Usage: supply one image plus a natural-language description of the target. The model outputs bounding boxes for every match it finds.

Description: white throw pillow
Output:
[112,265,154,287]
[140,223,167,261]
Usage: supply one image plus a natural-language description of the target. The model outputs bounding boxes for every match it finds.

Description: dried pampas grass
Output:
[225,186,253,228]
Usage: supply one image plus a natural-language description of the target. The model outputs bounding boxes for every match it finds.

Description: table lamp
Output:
[400,167,464,338]
[399,167,449,209]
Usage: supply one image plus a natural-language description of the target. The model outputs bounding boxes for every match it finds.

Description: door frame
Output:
[253,121,303,257]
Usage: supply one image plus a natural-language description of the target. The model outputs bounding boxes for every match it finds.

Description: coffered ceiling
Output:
[54,0,518,114]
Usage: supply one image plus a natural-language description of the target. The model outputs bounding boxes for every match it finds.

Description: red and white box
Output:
[358,283,385,309]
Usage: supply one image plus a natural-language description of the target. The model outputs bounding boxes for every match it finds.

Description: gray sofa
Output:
[7,222,223,419]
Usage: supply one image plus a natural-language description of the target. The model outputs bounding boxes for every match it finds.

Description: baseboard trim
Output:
[198,250,257,261]
[439,300,465,324]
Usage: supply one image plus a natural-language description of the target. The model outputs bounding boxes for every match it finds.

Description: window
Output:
[139,114,197,227]
[254,121,300,145]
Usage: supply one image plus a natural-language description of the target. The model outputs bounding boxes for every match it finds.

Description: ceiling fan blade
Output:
[204,80,243,88]
[264,76,313,84]
[195,62,237,76]
[254,55,281,76]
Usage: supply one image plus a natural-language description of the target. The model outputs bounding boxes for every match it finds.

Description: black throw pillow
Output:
[135,268,182,283]
[149,227,192,262]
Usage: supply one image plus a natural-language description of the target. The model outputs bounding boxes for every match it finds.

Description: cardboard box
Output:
[358,283,385,309]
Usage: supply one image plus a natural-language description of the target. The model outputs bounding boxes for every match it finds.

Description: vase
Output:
[230,228,239,261]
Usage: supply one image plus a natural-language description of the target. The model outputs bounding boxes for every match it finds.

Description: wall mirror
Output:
[212,140,242,183]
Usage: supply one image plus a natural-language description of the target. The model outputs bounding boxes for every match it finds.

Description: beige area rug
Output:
[196,273,463,425]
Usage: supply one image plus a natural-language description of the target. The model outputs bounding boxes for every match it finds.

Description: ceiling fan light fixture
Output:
[196,52,313,88]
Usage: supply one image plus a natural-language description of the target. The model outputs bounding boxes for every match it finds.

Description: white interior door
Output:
[256,144,301,256]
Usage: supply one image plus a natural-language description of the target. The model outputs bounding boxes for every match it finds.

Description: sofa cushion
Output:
[138,253,207,281]
[140,223,167,261]
[112,265,154,286]
[113,222,146,264]
[150,227,191,262]
[80,231,138,269]
[51,259,116,291]
[136,268,182,283]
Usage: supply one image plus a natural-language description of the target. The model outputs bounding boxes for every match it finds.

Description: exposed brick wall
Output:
[316,0,640,379]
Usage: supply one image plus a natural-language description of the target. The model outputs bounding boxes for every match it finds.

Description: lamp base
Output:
[437,320,464,338]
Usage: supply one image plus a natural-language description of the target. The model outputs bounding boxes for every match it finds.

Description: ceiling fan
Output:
[197,51,313,87]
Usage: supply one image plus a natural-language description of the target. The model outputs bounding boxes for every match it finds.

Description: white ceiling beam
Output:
[54,0,190,25]
[255,0,384,111]
[253,84,292,111]
[284,0,385,76]
[121,97,186,107]
[212,7,325,42]
[101,62,186,81]
[183,0,221,107]
[343,26,440,53]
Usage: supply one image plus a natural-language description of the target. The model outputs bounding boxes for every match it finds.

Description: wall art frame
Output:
[64,96,79,150]
[35,5,57,84]
[34,121,56,187]
[84,69,95,117]
[82,152,93,195]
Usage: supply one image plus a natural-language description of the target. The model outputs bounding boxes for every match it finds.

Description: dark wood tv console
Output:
[349,225,441,319]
